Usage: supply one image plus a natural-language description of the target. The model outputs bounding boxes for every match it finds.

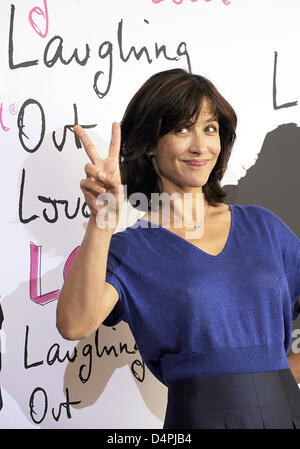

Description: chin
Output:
[183,183,206,189]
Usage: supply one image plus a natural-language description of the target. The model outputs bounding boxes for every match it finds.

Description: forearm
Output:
[56,215,115,340]
[287,352,300,384]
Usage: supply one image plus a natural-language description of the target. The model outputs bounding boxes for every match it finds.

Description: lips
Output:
[184,159,209,167]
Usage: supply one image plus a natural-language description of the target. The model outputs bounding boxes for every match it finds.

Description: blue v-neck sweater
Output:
[102,204,300,387]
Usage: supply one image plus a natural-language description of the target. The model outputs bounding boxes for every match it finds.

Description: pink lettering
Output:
[29,243,81,306]
[63,246,80,280]
[152,0,231,5]
[30,242,60,305]
[9,103,18,115]
[28,0,49,38]
[0,103,9,131]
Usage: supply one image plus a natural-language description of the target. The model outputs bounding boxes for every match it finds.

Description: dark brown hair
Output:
[119,68,237,211]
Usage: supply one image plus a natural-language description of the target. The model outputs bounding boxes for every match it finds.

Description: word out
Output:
[16,99,96,152]
[29,386,81,424]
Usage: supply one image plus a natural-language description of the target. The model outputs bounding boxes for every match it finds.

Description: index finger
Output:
[108,122,121,159]
[74,125,102,165]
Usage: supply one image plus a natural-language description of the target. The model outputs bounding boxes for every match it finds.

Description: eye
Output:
[205,124,218,133]
[174,127,190,135]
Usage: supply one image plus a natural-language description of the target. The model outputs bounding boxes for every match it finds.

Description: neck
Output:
[149,187,208,229]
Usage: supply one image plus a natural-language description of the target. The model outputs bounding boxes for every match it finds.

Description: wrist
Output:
[87,213,118,234]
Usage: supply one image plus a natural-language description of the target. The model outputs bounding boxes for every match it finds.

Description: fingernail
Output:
[98,172,106,179]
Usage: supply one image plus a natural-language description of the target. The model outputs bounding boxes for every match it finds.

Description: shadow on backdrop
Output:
[223,122,300,355]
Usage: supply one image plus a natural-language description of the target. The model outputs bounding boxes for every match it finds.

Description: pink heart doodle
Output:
[28,0,49,38]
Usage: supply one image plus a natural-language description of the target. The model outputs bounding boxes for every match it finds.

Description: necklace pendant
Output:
[194,224,201,230]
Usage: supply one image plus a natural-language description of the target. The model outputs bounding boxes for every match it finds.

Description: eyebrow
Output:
[203,115,218,123]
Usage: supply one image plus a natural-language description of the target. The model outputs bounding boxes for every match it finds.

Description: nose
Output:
[189,130,207,154]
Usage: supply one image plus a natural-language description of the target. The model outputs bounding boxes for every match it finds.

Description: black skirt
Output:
[163,369,300,429]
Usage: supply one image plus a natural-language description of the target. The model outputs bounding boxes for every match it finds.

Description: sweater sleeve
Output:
[264,208,300,321]
[102,231,128,327]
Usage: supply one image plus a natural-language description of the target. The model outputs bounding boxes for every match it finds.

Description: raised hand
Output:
[75,122,124,229]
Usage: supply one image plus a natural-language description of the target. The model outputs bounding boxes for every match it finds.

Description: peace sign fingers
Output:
[74,125,102,166]
[108,122,121,160]
[76,122,124,224]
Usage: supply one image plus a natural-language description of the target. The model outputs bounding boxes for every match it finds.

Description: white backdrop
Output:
[1,0,300,429]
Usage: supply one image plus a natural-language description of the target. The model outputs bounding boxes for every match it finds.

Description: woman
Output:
[56,68,300,429]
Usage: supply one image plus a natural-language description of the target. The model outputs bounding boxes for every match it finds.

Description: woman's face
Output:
[149,98,221,193]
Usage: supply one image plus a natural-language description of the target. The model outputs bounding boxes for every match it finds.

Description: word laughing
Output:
[25,325,145,424]
[9,5,192,99]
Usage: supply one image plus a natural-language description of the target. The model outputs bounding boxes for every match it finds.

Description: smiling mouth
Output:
[183,160,209,167]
